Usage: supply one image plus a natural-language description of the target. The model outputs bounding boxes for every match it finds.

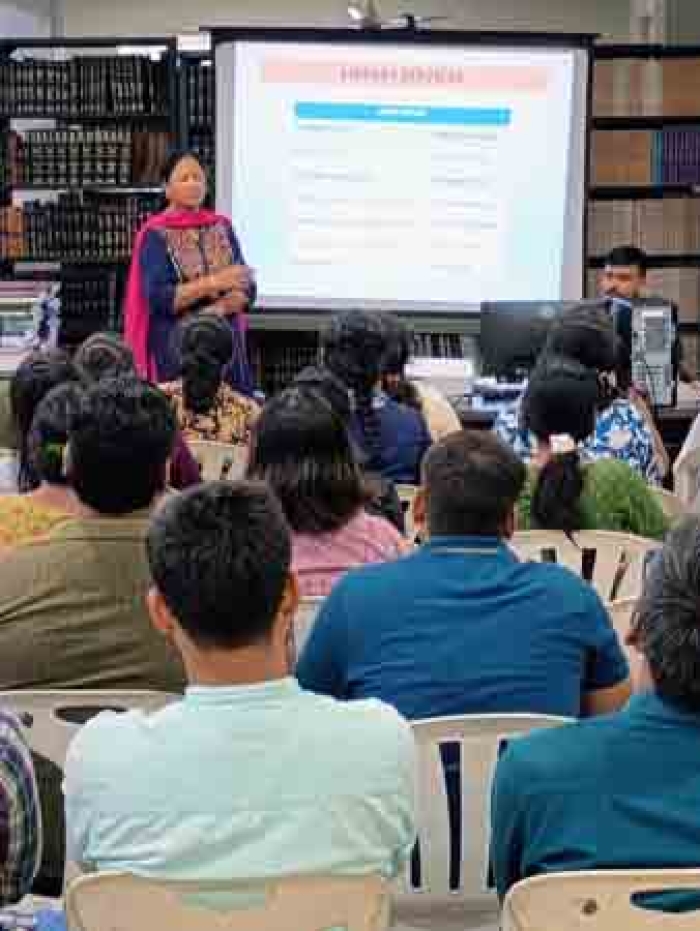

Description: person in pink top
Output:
[247,388,408,597]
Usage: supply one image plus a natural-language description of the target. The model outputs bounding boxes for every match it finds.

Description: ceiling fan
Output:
[347,1,448,30]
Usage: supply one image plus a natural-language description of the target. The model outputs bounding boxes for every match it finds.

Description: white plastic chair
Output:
[674,408,700,508]
[503,869,700,931]
[511,530,659,602]
[0,690,175,769]
[66,871,391,931]
[396,485,419,541]
[189,440,248,482]
[394,714,569,931]
[294,597,325,659]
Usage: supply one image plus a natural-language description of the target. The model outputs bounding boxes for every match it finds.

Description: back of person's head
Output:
[631,517,700,711]
[322,311,387,465]
[523,356,599,534]
[545,302,617,374]
[178,313,233,415]
[293,366,352,426]
[146,481,292,650]
[422,430,526,537]
[11,349,81,491]
[376,312,421,411]
[69,376,176,516]
[74,332,135,383]
[247,387,365,534]
[28,383,85,487]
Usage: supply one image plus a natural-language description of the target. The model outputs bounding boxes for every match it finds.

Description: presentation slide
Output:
[217,39,588,312]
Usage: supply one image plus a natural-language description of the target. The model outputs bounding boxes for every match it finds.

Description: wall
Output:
[58,0,632,42]
[667,0,700,43]
[0,0,51,35]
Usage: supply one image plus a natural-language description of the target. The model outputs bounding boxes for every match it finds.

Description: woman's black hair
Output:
[322,311,387,470]
[160,148,204,186]
[178,313,233,415]
[11,349,82,492]
[74,332,135,384]
[28,382,85,486]
[376,312,422,411]
[293,366,352,426]
[247,386,367,535]
[522,355,599,535]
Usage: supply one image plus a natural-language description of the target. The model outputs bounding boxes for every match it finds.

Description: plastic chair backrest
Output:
[396,484,419,541]
[511,530,659,602]
[653,488,686,525]
[0,690,175,769]
[401,714,569,911]
[503,869,700,931]
[66,871,391,931]
[674,408,700,507]
[294,597,325,658]
[189,440,247,482]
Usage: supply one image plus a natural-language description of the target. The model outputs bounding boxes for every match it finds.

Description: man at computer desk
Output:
[600,244,698,389]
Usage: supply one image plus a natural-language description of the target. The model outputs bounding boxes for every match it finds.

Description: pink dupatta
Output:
[123,209,231,379]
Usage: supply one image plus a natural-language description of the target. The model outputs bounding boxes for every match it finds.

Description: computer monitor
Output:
[480,301,598,380]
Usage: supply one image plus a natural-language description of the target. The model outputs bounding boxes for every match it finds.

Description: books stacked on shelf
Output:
[588,199,700,255]
[412,333,471,359]
[0,192,159,262]
[593,56,700,117]
[7,126,170,187]
[0,205,24,260]
[0,56,169,118]
[185,62,215,178]
[58,267,119,348]
[592,128,700,185]
[249,333,319,395]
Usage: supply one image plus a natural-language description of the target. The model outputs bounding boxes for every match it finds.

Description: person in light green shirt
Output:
[517,356,668,541]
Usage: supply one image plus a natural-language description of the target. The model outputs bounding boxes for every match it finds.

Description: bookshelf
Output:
[0,36,177,348]
[179,52,215,190]
[589,44,700,374]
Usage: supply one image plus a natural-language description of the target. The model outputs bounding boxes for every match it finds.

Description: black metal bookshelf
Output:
[0,36,177,347]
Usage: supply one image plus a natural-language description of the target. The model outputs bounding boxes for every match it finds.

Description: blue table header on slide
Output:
[295,102,511,126]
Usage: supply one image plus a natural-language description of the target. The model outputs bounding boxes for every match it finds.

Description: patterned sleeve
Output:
[225,223,256,307]
[590,401,660,485]
[493,397,533,462]
[0,712,42,905]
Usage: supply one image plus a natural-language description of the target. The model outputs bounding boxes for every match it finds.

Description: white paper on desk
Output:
[406,358,475,398]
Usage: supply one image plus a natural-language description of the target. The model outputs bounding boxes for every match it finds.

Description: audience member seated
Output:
[161,313,259,448]
[75,332,200,490]
[247,388,407,597]
[0,710,42,905]
[293,365,404,532]
[63,481,416,882]
[323,311,431,484]
[298,430,630,721]
[0,384,83,554]
[517,356,668,539]
[379,313,461,441]
[0,376,185,890]
[0,350,82,494]
[492,515,700,900]
[494,301,665,484]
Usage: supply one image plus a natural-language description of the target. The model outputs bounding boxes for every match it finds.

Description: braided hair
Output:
[322,312,386,470]
[178,313,233,415]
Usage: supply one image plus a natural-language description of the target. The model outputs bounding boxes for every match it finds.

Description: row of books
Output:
[593,57,700,117]
[592,129,700,185]
[0,56,169,118]
[189,129,215,182]
[59,270,120,348]
[412,333,471,359]
[588,199,700,256]
[3,127,171,188]
[0,193,159,262]
[248,336,320,395]
[184,63,214,129]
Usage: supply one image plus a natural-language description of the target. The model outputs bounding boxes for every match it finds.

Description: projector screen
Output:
[217,36,590,313]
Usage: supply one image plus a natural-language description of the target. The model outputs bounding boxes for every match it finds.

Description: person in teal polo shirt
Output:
[492,515,700,901]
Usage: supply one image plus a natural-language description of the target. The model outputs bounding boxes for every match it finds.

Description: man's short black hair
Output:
[146,481,292,650]
[69,376,176,516]
[604,245,649,274]
[423,431,526,537]
[632,517,700,712]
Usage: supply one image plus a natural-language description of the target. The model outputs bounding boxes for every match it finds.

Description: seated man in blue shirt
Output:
[63,481,416,881]
[297,430,631,722]
[492,515,700,901]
